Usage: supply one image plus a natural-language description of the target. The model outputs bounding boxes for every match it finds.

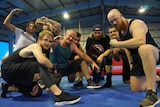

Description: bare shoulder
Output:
[130,19,148,31]
[70,43,76,51]
[131,19,146,26]
[19,43,39,58]
[27,43,40,49]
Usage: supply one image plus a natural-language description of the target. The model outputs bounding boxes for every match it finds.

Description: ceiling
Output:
[0,0,160,42]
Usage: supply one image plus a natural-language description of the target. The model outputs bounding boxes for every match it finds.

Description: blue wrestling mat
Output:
[1,75,160,107]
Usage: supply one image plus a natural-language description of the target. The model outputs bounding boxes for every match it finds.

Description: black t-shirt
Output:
[86,35,110,61]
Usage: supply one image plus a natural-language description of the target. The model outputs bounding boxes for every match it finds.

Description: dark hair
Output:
[26,21,35,27]
[76,32,81,37]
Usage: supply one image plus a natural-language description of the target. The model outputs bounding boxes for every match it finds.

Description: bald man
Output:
[107,8,160,107]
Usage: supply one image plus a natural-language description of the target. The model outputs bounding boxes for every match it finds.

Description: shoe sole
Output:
[139,99,160,107]
[87,85,102,89]
[54,97,81,106]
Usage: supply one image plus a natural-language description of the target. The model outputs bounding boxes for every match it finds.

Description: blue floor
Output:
[1,75,160,107]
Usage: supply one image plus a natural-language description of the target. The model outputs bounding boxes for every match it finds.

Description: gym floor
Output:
[1,75,160,107]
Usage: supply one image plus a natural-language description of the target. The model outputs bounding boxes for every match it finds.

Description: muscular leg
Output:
[130,76,146,92]
[138,44,159,92]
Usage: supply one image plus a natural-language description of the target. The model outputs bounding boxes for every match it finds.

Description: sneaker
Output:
[55,92,81,106]
[73,81,83,87]
[87,81,101,89]
[139,90,160,107]
[102,82,112,88]
[1,82,10,98]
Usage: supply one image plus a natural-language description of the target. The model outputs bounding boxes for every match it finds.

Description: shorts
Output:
[57,59,83,76]
[130,54,145,76]
[105,56,112,65]
[1,60,39,87]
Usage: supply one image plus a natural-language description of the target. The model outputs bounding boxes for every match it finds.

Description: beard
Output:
[114,19,126,32]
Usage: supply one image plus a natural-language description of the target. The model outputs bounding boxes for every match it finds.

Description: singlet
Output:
[2,47,36,66]
[119,19,158,59]
[2,46,49,66]
[86,36,110,61]
[51,43,72,69]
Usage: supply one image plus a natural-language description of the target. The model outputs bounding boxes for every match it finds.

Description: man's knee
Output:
[130,82,146,92]
[130,86,145,92]
[138,44,156,55]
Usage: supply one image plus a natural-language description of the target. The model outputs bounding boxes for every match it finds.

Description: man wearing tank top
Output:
[107,8,160,107]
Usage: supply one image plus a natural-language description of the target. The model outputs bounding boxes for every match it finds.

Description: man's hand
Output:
[30,85,39,96]
[12,8,23,15]
[91,61,100,73]
[110,39,119,47]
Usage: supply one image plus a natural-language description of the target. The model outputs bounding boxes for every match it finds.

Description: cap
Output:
[93,24,102,31]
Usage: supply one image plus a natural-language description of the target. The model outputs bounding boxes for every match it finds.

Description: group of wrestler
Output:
[0,8,160,107]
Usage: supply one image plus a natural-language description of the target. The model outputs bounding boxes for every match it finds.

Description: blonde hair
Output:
[38,30,54,40]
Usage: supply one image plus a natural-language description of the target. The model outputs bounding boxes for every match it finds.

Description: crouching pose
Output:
[1,30,80,106]
[50,29,101,89]
[107,8,160,107]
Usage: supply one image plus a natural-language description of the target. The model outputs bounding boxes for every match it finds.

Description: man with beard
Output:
[1,30,81,106]
[86,24,112,87]
[107,8,160,107]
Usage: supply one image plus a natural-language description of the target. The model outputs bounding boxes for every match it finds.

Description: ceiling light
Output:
[63,12,69,19]
[138,6,146,13]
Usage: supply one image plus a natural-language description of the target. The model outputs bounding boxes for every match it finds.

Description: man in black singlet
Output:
[1,30,80,106]
[107,8,160,107]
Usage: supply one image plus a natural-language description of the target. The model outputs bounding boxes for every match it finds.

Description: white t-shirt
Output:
[14,27,36,50]
[3,27,36,57]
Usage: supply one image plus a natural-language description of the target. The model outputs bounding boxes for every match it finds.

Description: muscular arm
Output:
[110,19,147,48]
[3,8,23,32]
[19,44,54,69]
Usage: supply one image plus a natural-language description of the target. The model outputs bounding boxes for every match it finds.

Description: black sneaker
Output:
[139,90,160,107]
[73,81,83,87]
[55,92,81,106]
[1,82,10,98]
[102,82,112,88]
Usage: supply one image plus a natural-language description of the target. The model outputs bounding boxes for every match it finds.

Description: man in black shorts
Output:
[107,8,160,107]
[1,30,80,106]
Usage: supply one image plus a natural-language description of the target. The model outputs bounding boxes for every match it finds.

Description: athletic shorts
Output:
[105,56,112,65]
[130,53,145,76]
[57,59,83,76]
[1,60,39,88]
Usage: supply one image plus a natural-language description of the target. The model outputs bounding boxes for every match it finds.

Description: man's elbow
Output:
[138,39,145,46]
